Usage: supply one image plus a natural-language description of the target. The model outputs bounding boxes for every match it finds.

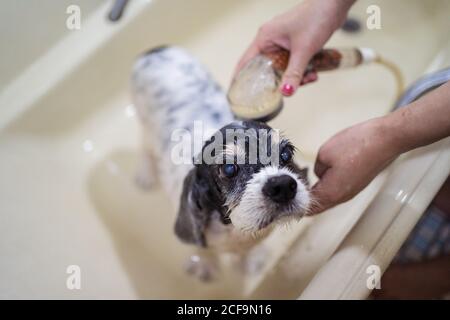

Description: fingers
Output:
[309,154,331,214]
[308,175,333,215]
[309,152,343,215]
[232,42,260,80]
[309,167,354,215]
[300,70,318,85]
[313,158,328,179]
[280,42,312,96]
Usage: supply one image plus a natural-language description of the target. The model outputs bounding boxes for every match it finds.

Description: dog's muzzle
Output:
[262,174,297,204]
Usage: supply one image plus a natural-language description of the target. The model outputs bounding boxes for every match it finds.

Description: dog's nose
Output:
[262,175,297,203]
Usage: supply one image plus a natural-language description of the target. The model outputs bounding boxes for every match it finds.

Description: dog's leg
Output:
[135,130,158,190]
[240,244,268,275]
[184,249,219,282]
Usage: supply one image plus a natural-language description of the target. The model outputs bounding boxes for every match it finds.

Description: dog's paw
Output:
[244,245,268,275]
[184,255,218,282]
[134,169,156,190]
[134,153,157,190]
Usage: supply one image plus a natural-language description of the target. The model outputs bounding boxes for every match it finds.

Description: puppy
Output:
[131,46,311,280]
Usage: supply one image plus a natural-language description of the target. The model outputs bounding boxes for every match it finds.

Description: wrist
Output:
[378,111,412,157]
[320,0,356,30]
[292,0,356,35]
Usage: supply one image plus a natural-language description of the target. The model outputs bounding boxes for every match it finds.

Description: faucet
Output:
[108,0,130,22]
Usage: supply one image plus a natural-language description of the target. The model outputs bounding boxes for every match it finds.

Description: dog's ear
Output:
[299,167,309,186]
[288,162,309,186]
[174,167,209,247]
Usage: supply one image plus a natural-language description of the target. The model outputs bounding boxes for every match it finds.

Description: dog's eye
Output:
[280,147,293,163]
[221,164,239,178]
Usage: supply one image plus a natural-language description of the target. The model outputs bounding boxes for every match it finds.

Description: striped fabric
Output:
[394,205,450,263]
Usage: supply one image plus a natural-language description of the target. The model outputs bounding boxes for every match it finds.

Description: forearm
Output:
[384,81,450,155]
[309,0,356,31]
[332,0,358,20]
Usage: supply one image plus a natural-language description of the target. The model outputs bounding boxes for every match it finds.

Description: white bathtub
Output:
[0,0,449,299]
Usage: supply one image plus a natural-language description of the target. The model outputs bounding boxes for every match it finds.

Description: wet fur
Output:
[131,46,310,280]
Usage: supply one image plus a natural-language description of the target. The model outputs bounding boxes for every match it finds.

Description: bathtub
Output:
[0,0,449,299]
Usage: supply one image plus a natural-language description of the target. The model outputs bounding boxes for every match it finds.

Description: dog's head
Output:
[175,120,310,247]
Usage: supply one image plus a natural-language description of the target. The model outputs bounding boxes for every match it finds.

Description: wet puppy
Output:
[131,46,310,281]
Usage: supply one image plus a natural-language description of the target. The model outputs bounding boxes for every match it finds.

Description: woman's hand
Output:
[234,0,355,96]
[310,117,399,214]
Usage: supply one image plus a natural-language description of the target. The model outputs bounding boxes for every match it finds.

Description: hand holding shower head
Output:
[227,47,379,122]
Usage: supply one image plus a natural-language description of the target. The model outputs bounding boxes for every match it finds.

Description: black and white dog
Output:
[131,46,311,280]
